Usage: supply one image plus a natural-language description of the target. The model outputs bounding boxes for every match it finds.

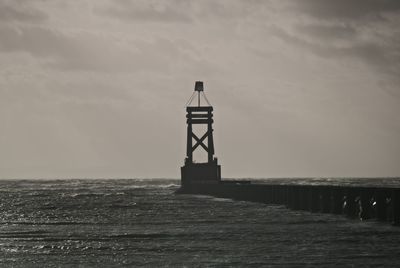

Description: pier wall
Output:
[180,182,400,225]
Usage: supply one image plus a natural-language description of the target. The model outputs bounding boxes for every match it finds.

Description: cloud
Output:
[0,0,48,23]
[0,24,195,73]
[0,25,75,57]
[292,0,400,20]
[295,24,357,41]
[266,1,400,79]
[270,25,400,77]
[98,0,191,23]
[97,0,267,24]
[0,0,399,178]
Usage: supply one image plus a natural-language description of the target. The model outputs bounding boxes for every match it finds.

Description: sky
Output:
[0,0,399,179]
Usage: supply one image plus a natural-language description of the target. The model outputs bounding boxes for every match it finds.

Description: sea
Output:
[1,178,400,267]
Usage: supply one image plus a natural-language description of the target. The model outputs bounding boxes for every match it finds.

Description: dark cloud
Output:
[275,0,400,78]
[270,25,400,76]
[0,1,48,22]
[293,0,400,20]
[0,25,194,73]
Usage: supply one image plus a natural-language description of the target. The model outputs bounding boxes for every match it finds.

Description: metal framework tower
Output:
[186,105,214,163]
[181,81,221,185]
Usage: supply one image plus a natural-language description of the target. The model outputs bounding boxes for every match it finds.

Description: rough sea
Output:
[1,178,400,267]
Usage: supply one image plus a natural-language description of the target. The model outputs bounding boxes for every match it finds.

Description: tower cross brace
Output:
[186,106,215,164]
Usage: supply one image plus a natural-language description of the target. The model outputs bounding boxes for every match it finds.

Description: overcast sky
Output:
[0,0,399,179]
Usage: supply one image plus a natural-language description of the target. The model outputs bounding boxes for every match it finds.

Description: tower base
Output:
[181,159,221,187]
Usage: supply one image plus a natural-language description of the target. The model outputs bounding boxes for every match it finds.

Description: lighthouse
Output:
[181,81,221,187]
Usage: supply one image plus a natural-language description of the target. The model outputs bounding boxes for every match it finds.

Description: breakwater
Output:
[180,181,400,225]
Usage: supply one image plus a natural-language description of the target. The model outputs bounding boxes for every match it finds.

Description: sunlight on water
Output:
[0,179,399,267]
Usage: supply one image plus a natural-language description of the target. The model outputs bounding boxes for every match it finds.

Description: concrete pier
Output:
[179,182,400,226]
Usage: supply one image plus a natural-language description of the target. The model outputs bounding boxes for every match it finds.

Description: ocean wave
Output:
[189,195,234,202]
[124,183,179,189]
[1,221,96,225]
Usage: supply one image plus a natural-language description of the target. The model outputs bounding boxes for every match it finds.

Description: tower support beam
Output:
[185,106,215,164]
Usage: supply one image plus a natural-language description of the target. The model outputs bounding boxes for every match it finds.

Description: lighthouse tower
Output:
[181,81,221,187]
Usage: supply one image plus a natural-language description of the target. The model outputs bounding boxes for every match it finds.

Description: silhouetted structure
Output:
[178,82,400,226]
[181,182,400,226]
[181,82,221,187]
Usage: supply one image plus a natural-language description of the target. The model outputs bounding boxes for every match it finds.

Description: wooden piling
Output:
[374,189,387,221]
[331,187,344,214]
[309,187,320,213]
[392,189,400,226]
[321,187,331,213]
[359,189,373,220]
[345,188,357,218]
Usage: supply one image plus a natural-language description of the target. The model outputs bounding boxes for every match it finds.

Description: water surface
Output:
[1,179,399,267]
